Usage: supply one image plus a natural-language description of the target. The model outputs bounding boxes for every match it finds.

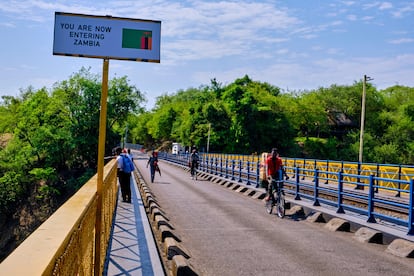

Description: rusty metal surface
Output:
[0,159,118,275]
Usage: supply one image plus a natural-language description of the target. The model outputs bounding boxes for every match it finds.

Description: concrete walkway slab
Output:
[104,176,165,276]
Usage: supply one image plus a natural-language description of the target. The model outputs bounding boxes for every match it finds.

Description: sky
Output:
[0,0,413,110]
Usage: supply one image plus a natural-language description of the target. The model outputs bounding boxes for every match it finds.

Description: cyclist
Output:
[189,148,199,180]
[265,148,287,201]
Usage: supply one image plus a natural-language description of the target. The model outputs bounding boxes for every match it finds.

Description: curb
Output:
[302,208,414,258]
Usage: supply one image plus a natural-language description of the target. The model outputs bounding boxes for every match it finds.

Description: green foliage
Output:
[65,168,95,191]
[131,77,413,165]
[29,167,60,201]
[52,68,145,168]
[1,70,414,222]
[0,171,24,216]
[372,143,401,164]
[0,67,146,219]
[29,167,57,182]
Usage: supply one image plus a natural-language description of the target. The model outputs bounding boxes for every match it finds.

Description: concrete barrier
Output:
[172,255,198,276]
[324,218,350,232]
[386,239,414,258]
[306,212,326,223]
[354,227,383,244]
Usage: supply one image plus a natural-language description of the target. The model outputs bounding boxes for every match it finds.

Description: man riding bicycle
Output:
[265,148,288,201]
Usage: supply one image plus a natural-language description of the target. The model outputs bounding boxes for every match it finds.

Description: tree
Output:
[53,68,145,168]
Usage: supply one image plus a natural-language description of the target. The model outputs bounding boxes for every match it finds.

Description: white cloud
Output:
[276,49,289,55]
[341,1,356,7]
[388,38,414,44]
[391,3,414,18]
[347,14,357,21]
[379,2,393,10]
[0,0,413,104]
[361,16,375,21]
[0,21,16,27]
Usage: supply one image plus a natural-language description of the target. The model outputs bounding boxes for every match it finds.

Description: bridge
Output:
[1,150,414,275]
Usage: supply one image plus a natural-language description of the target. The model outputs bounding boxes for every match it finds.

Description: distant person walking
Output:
[127,148,134,161]
[147,151,159,183]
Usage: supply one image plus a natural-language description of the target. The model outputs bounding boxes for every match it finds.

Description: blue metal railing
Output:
[159,152,414,235]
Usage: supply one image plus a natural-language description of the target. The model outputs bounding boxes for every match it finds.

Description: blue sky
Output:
[0,1,413,109]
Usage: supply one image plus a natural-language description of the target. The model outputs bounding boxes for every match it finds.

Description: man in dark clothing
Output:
[189,148,199,180]
[146,151,158,183]
[116,147,132,203]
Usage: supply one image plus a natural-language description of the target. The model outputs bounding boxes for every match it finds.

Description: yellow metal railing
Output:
[0,159,118,275]
[284,159,414,190]
[203,153,414,191]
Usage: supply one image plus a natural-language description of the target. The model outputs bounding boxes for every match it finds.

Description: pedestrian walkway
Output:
[103,174,165,276]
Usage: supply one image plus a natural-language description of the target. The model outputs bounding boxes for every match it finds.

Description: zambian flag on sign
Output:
[122,29,153,50]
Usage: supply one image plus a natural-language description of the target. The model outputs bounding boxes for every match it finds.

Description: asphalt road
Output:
[135,152,414,276]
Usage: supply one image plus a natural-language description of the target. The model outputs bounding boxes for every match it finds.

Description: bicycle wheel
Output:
[265,192,275,214]
[276,192,285,218]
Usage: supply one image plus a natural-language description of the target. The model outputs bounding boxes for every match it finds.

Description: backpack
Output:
[191,153,199,163]
[122,155,135,173]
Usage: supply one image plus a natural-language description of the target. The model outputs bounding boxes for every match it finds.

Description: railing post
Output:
[313,169,320,206]
[355,162,364,190]
[294,167,301,200]
[219,158,223,177]
[225,159,229,178]
[396,165,402,197]
[205,157,208,173]
[246,161,251,185]
[215,157,218,175]
[367,174,377,223]
[293,158,297,178]
[312,160,317,182]
[337,170,345,213]
[325,160,329,184]
[231,160,235,181]
[206,156,211,173]
[375,163,379,193]
[407,179,414,235]
[238,160,242,182]
[256,161,260,188]
[302,159,306,180]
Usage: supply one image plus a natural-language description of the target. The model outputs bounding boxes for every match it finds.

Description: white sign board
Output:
[53,12,161,62]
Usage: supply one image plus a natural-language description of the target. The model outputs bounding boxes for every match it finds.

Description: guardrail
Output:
[284,159,414,195]
[160,152,414,235]
[0,159,118,275]
[290,167,414,234]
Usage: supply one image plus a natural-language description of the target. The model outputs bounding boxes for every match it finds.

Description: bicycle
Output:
[265,179,285,218]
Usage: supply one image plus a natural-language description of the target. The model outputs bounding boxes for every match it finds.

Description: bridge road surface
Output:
[135,152,414,276]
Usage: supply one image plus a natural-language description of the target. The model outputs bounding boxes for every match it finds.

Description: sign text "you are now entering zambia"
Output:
[53,12,161,62]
